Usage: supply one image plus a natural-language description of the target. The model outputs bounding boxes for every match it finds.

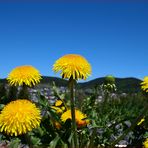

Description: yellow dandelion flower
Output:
[61,109,89,127]
[53,54,91,80]
[7,65,42,87]
[51,106,63,114]
[143,138,148,148]
[141,76,148,92]
[55,100,63,107]
[61,106,65,111]
[0,99,41,136]
[77,119,90,128]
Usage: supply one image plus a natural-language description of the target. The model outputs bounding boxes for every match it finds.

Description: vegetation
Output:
[0,57,146,147]
[0,80,147,148]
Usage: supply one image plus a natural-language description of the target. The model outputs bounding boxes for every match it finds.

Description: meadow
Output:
[0,54,147,148]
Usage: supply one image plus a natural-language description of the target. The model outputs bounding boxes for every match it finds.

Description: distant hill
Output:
[0,76,142,93]
[78,77,142,93]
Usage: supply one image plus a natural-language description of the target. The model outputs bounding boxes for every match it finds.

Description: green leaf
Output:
[8,138,21,148]
[49,135,60,148]
[60,140,68,148]
[38,94,49,107]
[68,132,74,147]
[30,136,41,146]
[144,132,148,138]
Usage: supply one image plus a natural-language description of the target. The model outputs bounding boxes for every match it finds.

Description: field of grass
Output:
[0,82,147,148]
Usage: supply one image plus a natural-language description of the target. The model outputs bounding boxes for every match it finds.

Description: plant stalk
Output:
[88,127,97,148]
[25,133,33,148]
[69,78,78,148]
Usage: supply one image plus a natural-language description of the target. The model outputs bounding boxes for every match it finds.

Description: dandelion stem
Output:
[69,77,79,148]
[25,133,33,148]
[88,127,97,148]
[102,91,109,113]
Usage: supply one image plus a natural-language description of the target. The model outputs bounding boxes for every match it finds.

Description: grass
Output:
[0,83,147,148]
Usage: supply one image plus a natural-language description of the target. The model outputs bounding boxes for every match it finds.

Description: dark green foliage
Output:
[7,86,18,101]
[115,78,142,93]
[0,76,142,93]
[0,83,7,98]
[40,76,68,87]
[0,83,7,104]
[80,90,148,147]
[79,77,142,93]
[17,85,30,99]
[0,80,147,147]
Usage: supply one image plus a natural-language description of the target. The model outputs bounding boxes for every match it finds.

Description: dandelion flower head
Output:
[61,109,89,127]
[53,54,91,80]
[7,65,42,87]
[51,106,64,114]
[143,138,148,148]
[55,100,63,107]
[0,99,41,136]
[141,76,148,92]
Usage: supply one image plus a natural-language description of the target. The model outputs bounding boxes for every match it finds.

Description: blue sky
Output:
[0,1,148,81]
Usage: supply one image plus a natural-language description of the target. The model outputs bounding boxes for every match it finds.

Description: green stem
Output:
[52,82,68,110]
[25,133,33,148]
[111,104,148,147]
[102,91,109,113]
[69,78,78,148]
[88,127,97,148]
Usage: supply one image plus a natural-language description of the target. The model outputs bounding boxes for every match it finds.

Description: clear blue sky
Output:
[0,1,148,81]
